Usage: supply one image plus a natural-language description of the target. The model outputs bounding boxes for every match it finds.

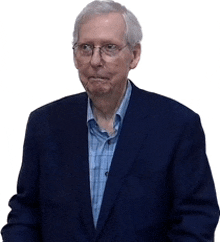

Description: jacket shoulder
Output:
[25,92,88,132]
[132,85,199,124]
[30,92,87,116]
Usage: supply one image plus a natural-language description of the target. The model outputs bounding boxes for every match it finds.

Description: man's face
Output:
[74,12,140,99]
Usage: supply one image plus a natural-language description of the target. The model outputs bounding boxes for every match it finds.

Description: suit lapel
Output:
[52,93,95,237]
[95,83,149,235]
[69,96,96,236]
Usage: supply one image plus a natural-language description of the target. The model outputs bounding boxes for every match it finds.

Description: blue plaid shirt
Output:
[87,81,132,227]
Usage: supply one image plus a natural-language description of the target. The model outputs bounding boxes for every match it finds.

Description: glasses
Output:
[73,43,128,59]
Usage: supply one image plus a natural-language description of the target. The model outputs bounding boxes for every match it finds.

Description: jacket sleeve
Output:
[168,114,219,241]
[1,112,42,242]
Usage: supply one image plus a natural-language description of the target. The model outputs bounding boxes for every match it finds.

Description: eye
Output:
[104,44,117,51]
[80,44,92,51]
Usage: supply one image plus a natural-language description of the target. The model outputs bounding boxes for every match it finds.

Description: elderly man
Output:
[1,0,219,241]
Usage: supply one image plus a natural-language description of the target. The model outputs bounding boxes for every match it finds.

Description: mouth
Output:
[89,76,109,82]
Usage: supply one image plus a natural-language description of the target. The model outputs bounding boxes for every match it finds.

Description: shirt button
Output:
[108,140,111,145]
[105,172,109,177]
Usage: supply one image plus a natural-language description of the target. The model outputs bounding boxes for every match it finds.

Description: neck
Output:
[89,85,127,133]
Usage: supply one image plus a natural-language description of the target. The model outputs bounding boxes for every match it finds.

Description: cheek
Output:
[111,61,130,79]
[75,67,90,88]
[78,72,89,88]
[74,59,85,71]
[108,58,131,74]
[114,55,132,71]
[74,56,90,71]
[75,62,90,80]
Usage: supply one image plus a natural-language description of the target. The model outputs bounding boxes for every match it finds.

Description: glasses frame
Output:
[72,43,128,59]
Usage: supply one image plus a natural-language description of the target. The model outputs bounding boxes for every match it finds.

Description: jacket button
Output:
[105,172,109,176]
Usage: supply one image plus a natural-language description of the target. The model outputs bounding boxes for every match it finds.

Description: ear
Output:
[129,44,141,70]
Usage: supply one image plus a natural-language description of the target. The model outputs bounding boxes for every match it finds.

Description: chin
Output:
[86,82,111,97]
[88,88,110,98]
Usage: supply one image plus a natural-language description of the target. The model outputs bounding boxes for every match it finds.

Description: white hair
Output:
[72,0,142,48]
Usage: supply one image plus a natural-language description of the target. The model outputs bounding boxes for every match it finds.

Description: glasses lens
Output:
[75,44,92,56]
[102,44,118,56]
[74,44,127,62]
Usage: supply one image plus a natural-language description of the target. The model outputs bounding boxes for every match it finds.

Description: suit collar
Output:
[95,82,150,236]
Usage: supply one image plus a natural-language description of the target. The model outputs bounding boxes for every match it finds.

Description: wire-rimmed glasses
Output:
[73,43,128,61]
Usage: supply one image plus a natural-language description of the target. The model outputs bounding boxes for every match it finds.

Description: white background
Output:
[0,0,219,239]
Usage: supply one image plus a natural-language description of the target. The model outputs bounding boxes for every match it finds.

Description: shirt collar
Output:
[87,80,132,124]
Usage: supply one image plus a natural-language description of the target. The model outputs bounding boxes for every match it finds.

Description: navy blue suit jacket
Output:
[1,83,219,241]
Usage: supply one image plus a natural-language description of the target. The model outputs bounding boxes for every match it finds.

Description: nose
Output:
[90,47,103,67]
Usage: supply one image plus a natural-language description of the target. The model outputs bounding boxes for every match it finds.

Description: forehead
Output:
[78,13,126,44]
